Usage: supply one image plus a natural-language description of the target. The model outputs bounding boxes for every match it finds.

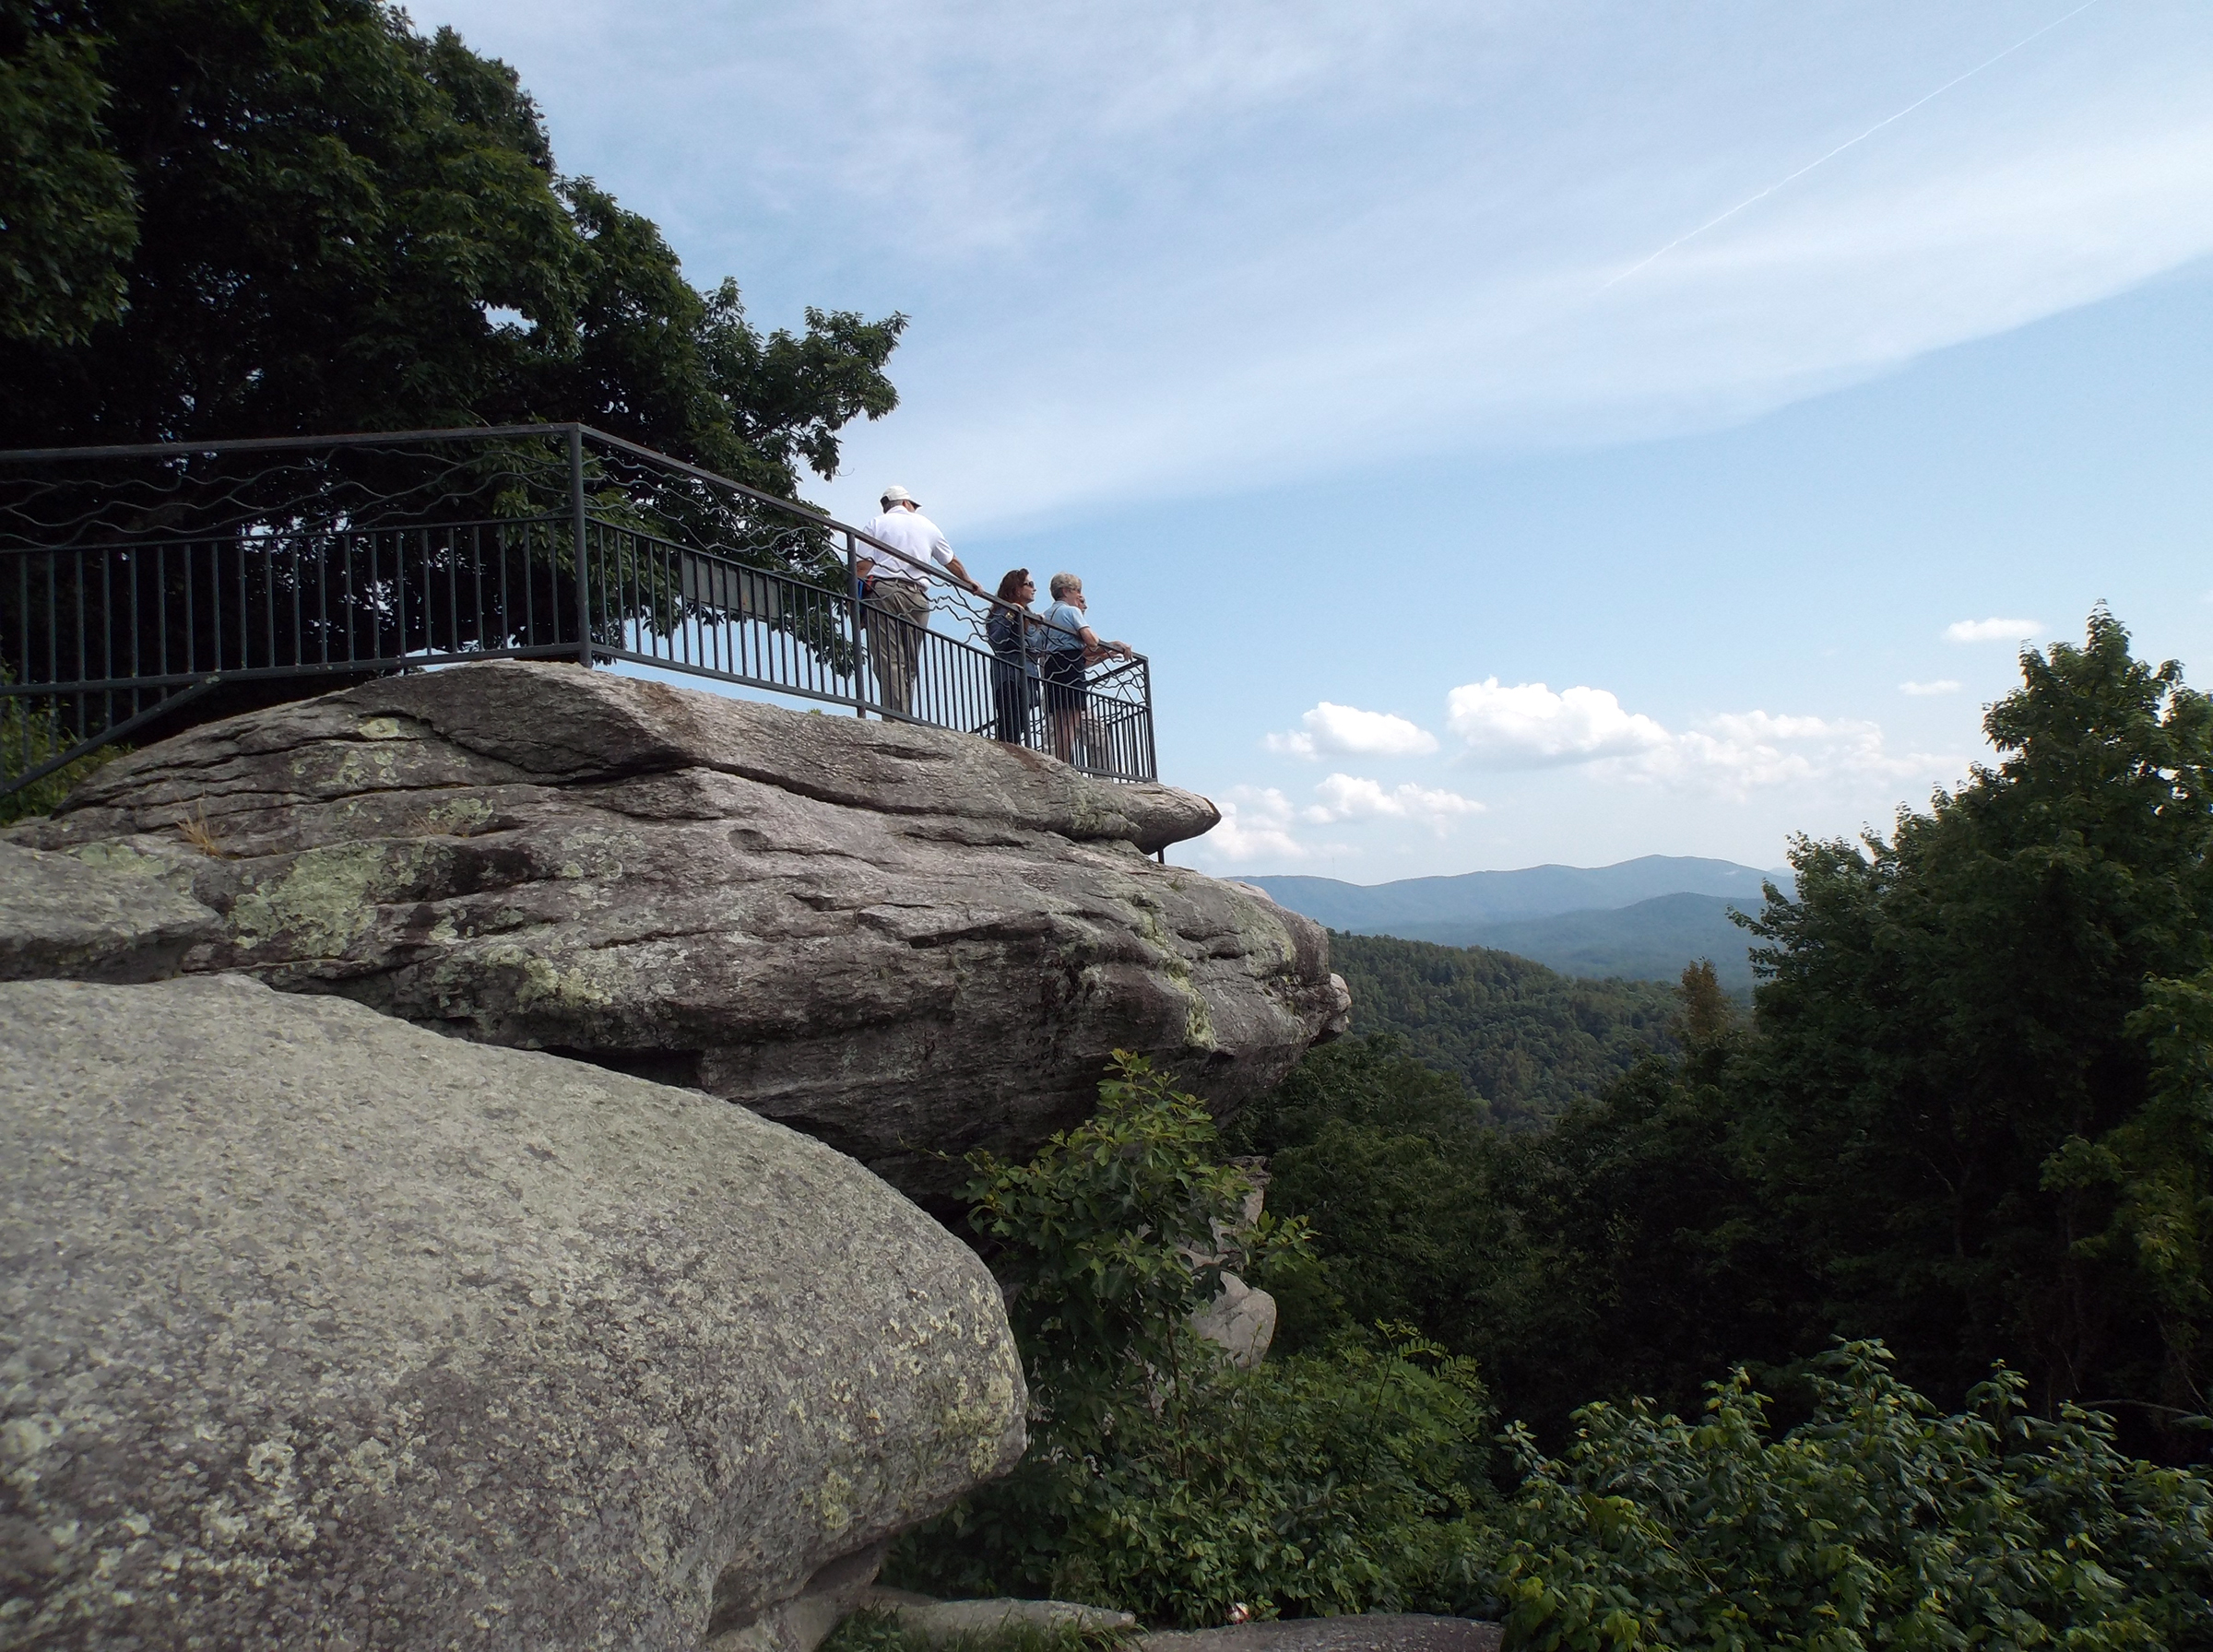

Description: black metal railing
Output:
[0,424,1157,802]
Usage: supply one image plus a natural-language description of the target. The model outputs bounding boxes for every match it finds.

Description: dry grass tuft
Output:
[174,807,229,858]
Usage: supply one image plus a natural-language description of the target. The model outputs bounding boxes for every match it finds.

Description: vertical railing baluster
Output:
[569,426,591,666]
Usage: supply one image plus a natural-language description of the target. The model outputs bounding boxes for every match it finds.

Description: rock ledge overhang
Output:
[11,661,1350,1198]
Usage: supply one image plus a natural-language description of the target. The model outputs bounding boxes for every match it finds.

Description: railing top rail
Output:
[572,427,1121,655]
[0,422,579,465]
[0,422,1142,661]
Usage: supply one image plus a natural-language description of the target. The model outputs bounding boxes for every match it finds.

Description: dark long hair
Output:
[994,568,1033,605]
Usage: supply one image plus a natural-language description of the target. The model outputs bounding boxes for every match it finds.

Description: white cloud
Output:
[1203,785,1306,865]
[1263,701,1438,760]
[1445,678,1671,766]
[1303,773,1485,832]
[1444,678,1946,801]
[1899,678,1963,695]
[1946,617,2043,643]
[1630,711,1931,800]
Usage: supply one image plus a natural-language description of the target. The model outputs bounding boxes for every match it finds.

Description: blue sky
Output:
[428,0,2213,878]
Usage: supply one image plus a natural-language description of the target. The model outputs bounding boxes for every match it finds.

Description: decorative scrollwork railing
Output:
[0,424,1157,802]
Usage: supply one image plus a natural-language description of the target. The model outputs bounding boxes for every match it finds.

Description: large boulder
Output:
[0,839,221,983]
[0,973,1025,1649]
[11,662,1348,1199]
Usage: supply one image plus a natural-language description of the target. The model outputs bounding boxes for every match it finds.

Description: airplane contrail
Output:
[1600,0,2108,290]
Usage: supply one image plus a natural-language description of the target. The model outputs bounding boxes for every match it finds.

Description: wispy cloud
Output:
[432,1,2213,525]
[1263,701,1438,760]
[1303,773,1485,830]
[1946,617,2043,643]
[1899,678,1963,695]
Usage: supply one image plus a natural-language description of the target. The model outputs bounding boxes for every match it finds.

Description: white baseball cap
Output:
[881,484,914,504]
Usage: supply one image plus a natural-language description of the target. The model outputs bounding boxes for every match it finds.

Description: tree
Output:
[0,0,900,499]
[1743,608,2213,1437]
[0,2,136,346]
[1246,616,2213,1457]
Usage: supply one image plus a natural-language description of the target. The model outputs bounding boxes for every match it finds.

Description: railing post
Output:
[845,529,866,717]
[1142,658,1156,780]
[568,424,592,667]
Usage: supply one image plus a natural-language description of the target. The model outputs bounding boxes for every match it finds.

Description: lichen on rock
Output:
[10,661,1348,1201]
[0,974,1025,1649]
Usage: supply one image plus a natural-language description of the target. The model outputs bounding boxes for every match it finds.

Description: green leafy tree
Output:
[0,0,900,497]
[1240,1025,1799,1439]
[1232,1036,1501,1354]
[1,1,136,346]
[963,1053,1284,1458]
[1743,608,2213,1432]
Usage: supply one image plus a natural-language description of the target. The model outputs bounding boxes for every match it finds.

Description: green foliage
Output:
[1258,615,2213,1455]
[1244,1029,1797,1438]
[0,675,124,823]
[891,1055,1501,1627]
[1741,607,2213,1432]
[1231,1036,1501,1354]
[964,1053,1303,1455]
[0,1,137,345]
[894,1058,2213,1636]
[1494,1343,2213,1651]
[898,1330,1499,1628]
[0,0,900,499]
[1326,933,1676,1124]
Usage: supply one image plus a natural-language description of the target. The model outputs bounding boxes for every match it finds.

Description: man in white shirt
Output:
[858,485,978,717]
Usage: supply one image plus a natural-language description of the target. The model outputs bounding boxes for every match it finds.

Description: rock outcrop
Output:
[862,1588,1138,1643]
[1143,1618,1503,1652]
[1189,1273,1279,1370]
[0,972,1025,1650]
[0,839,221,983]
[12,661,1348,1199]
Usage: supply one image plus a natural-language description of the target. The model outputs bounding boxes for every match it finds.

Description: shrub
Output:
[888,1055,1501,1626]
[1492,1342,2213,1650]
[0,686,124,825]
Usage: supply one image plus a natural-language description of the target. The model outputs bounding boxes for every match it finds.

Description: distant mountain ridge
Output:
[1244,856,1789,990]
[1243,855,1783,928]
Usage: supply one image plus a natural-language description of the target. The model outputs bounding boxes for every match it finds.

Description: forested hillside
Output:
[1328,932,1676,1122]
[902,615,2213,1646]
[1253,610,2213,1471]
[1386,891,1762,989]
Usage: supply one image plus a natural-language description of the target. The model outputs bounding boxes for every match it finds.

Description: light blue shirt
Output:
[1038,599,1087,654]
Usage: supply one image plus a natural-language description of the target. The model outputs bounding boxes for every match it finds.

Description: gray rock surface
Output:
[0,838,219,983]
[716,1543,895,1652]
[0,974,1025,1650]
[1142,1617,1501,1652]
[12,661,1348,1199]
[1189,1272,1278,1370]
[860,1588,1138,1641]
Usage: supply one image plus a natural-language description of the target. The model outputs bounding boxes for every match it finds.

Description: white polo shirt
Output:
[862,508,953,584]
